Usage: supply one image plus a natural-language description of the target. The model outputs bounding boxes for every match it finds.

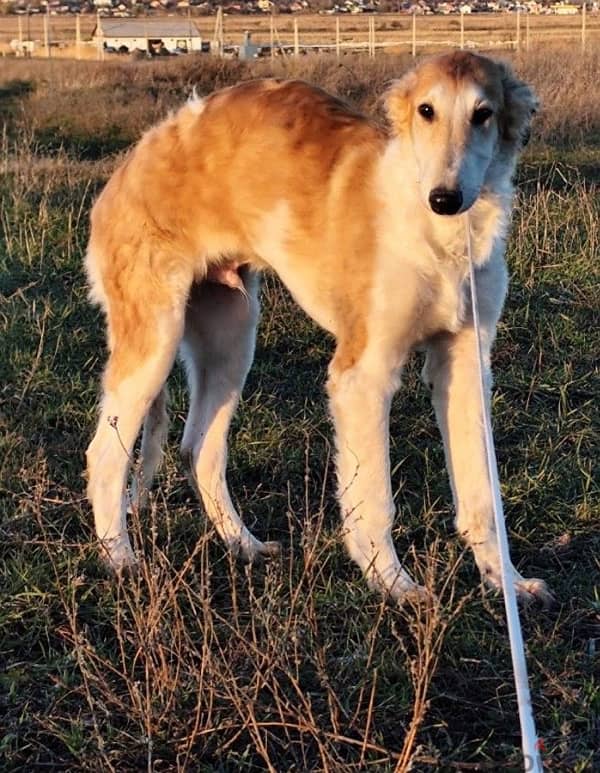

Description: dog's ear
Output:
[498,62,539,148]
[385,70,418,134]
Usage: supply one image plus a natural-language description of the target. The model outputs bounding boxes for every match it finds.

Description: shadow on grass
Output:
[34,124,132,161]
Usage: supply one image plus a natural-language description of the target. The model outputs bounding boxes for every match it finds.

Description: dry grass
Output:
[0,45,599,150]
[0,47,598,770]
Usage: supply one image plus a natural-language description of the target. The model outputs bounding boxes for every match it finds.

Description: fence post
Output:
[412,11,416,58]
[336,16,340,59]
[525,10,530,52]
[270,11,274,60]
[293,17,299,57]
[581,1,586,53]
[213,6,224,57]
[373,15,376,57]
[460,8,464,50]
[369,15,376,58]
[98,11,105,61]
[515,8,521,52]
[43,6,50,57]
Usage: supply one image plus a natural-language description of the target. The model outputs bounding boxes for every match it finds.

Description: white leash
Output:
[465,216,543,773]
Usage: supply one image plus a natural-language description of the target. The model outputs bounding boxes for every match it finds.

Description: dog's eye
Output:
[417,103,435,121]
[472,107,494,126]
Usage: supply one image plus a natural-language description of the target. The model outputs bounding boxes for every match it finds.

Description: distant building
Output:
[550,1,578,11]
[92,18,204,54]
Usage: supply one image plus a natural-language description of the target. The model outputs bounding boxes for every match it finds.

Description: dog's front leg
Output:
[327,348,430,605]
[423,265,551,604]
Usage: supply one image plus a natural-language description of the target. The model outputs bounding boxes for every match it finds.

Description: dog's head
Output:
[385,52,538,215]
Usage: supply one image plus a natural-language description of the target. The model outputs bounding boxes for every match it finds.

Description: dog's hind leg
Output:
[86,285,186,572]
[180,269,280,562]
[327,344,430,605]
[129,386,169,512]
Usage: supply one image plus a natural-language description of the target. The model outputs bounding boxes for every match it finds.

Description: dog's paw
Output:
[514,576,555,609]
[227,534,281,564]
[398,582,437,610]
[368,568,436,608]
[471,539,553,609]
[482,563,554,609]
[99,537,138,575]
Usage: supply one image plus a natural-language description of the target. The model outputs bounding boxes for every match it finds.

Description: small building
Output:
[92,18,204,54]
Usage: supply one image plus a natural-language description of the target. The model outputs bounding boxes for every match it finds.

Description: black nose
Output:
[428,188,463,216]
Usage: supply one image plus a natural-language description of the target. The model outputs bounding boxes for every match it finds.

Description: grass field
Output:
[1,48,599,770]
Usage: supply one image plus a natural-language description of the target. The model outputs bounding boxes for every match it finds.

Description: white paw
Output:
[226,533,281,564]
[513,576,555,608]
[367,567,436,607]
[488,569,554,608]
[473,541,554,608]
[397,582,436,608]
[99,537,138,574]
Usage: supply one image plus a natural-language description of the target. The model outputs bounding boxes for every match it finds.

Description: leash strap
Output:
[465,216,543,773]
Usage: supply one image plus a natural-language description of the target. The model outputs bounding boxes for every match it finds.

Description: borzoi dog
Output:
[85,51,551,605]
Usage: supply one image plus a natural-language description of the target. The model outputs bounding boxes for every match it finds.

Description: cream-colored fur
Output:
[85,51,551,605]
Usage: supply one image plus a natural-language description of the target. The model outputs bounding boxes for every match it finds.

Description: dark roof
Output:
[94,19,202,38]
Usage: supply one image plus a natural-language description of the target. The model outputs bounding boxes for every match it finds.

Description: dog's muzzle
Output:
[429,187,463,216]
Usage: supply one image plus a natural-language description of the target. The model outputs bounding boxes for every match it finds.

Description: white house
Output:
[92,18,204,54]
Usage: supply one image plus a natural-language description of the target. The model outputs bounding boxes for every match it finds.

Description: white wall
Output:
[101,35,203,52]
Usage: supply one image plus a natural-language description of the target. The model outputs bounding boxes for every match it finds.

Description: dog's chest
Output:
[422,258,469,338]
[400,204,503,340]
[372,215,498,351]
[418,215,500,339]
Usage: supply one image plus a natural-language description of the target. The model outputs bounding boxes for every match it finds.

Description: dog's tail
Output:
[129,385,169,512]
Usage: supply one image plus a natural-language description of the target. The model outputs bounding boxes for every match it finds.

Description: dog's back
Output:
[89,79,381,269]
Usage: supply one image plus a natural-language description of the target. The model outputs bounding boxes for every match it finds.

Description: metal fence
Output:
[1,8,597,61]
